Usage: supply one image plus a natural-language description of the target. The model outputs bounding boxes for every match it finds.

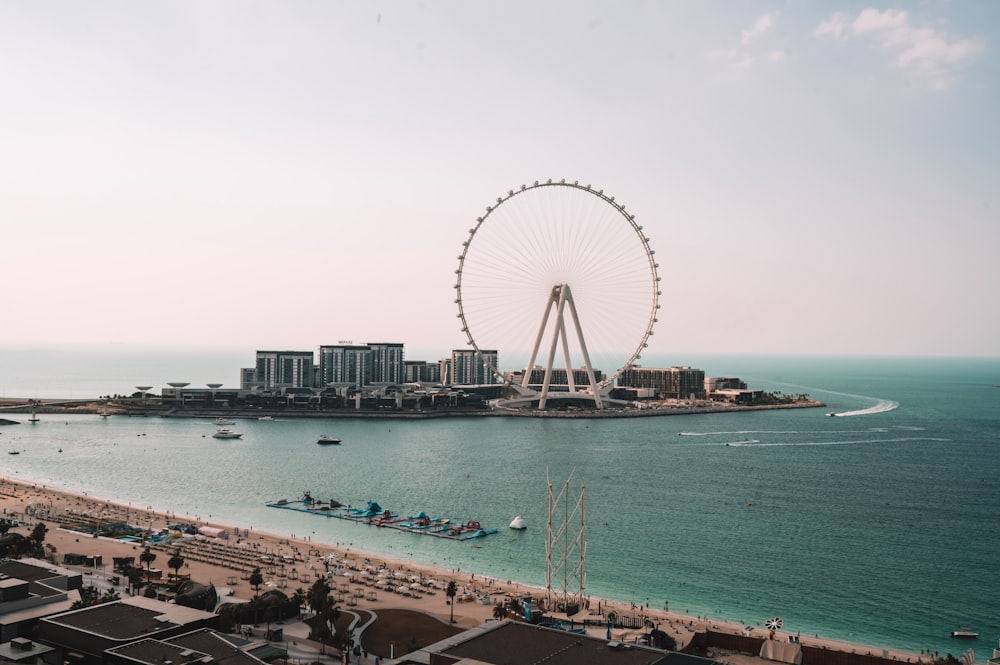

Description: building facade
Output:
[617,366,706,400]
[450,349,499,385]
[404,360,441,384]
[254,351,314,390]
[318,344,372,389]
[367,342,405,384]
[524,367,605,389]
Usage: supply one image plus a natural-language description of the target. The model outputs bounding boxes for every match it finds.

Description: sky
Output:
[1,1,998,361]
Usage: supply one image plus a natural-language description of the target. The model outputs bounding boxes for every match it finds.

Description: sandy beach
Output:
[0,475,925,663]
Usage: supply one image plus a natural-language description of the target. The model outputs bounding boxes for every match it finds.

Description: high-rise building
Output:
[524,367,605,389]
[450,349,499,385]
[318,344,372,388]
[367,342,405,384]
[439,358,453,386]
[255,351,315,390]
[405,360,441,384]
[617,366,706,399]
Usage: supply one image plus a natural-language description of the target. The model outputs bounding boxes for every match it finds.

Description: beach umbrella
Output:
[765,617,783,630]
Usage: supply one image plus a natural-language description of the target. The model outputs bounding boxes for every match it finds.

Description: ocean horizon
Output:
[1,350,998,660]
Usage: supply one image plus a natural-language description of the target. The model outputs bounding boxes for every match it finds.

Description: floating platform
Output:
[265,496,498,541]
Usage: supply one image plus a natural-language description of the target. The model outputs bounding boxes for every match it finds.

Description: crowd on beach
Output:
[0,476,926,664]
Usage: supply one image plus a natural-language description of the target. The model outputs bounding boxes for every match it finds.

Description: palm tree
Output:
[167,549,185,580]
[139,546,156,581]
[446,581,457,623]
[291,587,306,619]
[324,598,342,648]
[492,603,507,620]
[249,567,264,597]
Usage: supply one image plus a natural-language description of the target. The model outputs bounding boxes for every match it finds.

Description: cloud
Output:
[741,12,778,46]
[814,8,982,88]
[814,12,850,40]
[852,8,908,34]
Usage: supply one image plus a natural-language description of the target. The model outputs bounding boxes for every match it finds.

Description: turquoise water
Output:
[1,353,998,659]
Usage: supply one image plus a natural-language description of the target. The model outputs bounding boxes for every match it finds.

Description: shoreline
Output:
[0,474,924,663]
[0,398,826,419]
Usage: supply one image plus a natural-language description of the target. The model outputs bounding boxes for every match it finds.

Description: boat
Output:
[215,417,236,425]
[952,629,979,639]
[509,516,526,530]
[826,412,837,417]
[212,428,243,439]
[7,451,19,455]
[317,435,341,445]
[258,416,274,421]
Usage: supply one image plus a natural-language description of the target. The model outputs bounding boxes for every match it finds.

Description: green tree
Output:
[139,546,156,581]
[167,549,185,579]
[29,522,48,545]
[307,577,331,617]
[324,598,341,644]
[0,518,13,535]
[290,587,306,618]
[492,603,507,620]
[28,522,49,557]
[125,566,143,593]
[249,567,264,597]
[446,581,457,623]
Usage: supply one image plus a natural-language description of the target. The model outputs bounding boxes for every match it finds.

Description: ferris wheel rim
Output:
[454,179,661,387]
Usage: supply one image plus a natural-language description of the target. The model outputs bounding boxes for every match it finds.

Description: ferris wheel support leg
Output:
[559,319,577,394]
[523,288,559,391]
[564,286,603,409]
[539,287,571,410]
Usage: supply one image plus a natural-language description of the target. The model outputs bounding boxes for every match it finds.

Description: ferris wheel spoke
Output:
[456,181,660,408]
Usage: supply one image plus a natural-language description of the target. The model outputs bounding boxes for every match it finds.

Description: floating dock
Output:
[265,494,498,541]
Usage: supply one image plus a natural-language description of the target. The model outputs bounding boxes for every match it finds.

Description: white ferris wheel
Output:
[455,179,661,409]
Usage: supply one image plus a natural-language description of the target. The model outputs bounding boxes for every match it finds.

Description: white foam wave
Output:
[725,437,948,448]
[831,399,900,418]
[679,430,799,436]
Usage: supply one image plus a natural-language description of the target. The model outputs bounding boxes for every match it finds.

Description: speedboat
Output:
[258,416,274,421]
[212,428,243,439]
[952,629,979,639]
[509,516,526,530]
[215,417,236,425]
[317,435,341,445]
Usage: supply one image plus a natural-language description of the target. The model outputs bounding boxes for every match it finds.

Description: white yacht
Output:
[212,428,243,439]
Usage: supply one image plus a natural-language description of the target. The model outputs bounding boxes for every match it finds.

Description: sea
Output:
[1,349,998,660]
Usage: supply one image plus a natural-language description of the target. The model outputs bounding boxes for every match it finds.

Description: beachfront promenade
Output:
[0,476,926,665]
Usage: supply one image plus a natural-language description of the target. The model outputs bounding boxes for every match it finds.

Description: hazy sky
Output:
[2,1,997,360]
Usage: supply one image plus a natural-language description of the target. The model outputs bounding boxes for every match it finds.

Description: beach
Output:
[0,475,926,663]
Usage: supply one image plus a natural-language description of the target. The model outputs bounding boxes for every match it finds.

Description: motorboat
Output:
[7,451,20,455]
[952,629,979,639]
[317,435,341,445]
[509,516,526,530]
[212,428,243,439]
[258,416,274,421]
[215,417,236,425]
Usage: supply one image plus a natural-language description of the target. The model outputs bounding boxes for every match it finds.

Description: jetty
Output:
[266,493,499,541]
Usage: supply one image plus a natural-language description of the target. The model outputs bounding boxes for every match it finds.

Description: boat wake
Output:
[829,399,899,418]
[679,430,798,436]
[725,436,949,448]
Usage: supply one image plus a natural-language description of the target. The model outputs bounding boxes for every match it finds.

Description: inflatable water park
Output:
[266,492,499,541]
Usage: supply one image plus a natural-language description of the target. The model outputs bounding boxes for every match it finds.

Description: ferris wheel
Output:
[455,179,661,408]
